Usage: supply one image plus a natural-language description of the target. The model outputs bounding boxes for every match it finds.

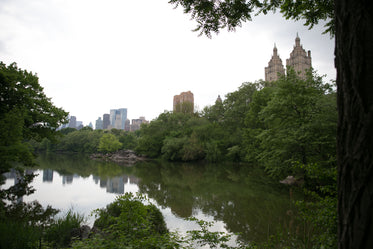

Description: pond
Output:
[3,153,299,245]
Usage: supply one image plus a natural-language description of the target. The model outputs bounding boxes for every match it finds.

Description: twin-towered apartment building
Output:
[265,34,312,81]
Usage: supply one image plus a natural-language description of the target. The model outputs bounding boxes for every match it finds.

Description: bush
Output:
[44,210,85,248]
[72,193,174,248]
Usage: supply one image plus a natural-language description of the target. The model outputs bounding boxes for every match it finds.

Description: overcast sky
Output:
[0,0,335,127]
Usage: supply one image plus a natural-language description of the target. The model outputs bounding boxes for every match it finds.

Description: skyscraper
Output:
[95,117,103,130]
[103,114,110,129]
[109,108,128,130]
[69,116,77,128]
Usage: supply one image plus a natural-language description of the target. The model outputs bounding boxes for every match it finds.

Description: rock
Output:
[279,175,303,186]
[70,225,91,239]
[90,150,147,165]
[81,225,91,239]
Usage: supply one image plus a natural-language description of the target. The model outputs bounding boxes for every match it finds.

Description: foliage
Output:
[72,193,175,249]
[0,200,58,249]
[44,210,86,248]
[0,61,68,248]
[98,133,122,153]
[168,0,334,37]
[174,101,194,114]
[245,70,337,179]
[0,61,68,172]
[52,130,96,152]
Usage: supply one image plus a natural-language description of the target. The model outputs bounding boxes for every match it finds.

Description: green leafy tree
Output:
[0,62,68,171]
[0,61,68,248]
[0,61,68,199]
[57,129,102,153]
[168,0,334,37]
[118,131,139,150]
[98,133,122,153]
[254,70,337,178]
[174,101,194,114]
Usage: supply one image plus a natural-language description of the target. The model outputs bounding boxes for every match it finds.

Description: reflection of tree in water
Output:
[133,161,299,243]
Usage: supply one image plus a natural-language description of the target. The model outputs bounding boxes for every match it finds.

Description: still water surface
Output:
[4,153,298,244]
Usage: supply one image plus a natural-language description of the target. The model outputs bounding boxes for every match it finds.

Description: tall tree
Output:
[0,62,68,203]
[168,0,373,248]
[334,1,373,248]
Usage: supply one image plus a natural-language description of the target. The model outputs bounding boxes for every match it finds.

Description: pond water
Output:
[3,153,299,245]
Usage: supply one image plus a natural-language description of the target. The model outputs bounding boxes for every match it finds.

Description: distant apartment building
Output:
[125,119,131,131]
[109,108,128,130]
[68,116,77,128]
[76,121,83,130]
[103,114,110,129]
[95,117,103,130]
[173,91,194,113]
[130,116,149,131]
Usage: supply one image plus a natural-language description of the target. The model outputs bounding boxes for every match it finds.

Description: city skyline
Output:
[0,1,335,126]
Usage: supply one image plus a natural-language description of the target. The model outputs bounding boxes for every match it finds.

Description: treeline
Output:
[32,127,139,154]
[139,69,337,178]
[37,69,337,182]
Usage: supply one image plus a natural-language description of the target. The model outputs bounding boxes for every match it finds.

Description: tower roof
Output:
[295,33,300,46]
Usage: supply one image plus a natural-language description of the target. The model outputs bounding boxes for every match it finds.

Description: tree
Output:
[254,70,337,178]
[0,61,68,197]
[334,1,373,248]
[168,0,373,248]
[98,133,122,153]
[0,61,68,247]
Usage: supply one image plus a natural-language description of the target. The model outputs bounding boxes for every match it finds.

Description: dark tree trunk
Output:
[335,0,373,248]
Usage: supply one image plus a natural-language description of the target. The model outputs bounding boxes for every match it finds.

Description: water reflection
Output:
[38,168,136,195]
[3,153,300,244]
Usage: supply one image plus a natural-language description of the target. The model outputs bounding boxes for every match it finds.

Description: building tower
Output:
[173,91,194,113]
[68,116,77,128]
[216,95,222,104]
[95,117,103,130]
[103,114,110,129]
[265,44,285,82]
[286,33,312,79]
[109,108,128,130]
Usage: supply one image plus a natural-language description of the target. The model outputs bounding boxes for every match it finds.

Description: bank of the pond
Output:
[90,149,148,165]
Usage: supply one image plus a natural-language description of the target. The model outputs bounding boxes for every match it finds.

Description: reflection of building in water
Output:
[3,169,35,203]
[100,178,107,188]
[62,175,73,185]
[94,175,140,194]
[129,175,140,185]
[106,177,125,194]
[43,169,54,182]
[93,175,100,184]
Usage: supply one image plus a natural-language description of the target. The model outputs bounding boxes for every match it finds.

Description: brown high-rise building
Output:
[265,44,285,82]
[173,91,194,113]
[286,34,312,79]
[265,34,312,82]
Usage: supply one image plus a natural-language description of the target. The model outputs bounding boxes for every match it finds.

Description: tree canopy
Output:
[168,0,334,37]
[0,61,68,210]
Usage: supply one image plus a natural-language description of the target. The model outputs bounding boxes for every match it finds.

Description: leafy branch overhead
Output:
[168,0,334,37]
